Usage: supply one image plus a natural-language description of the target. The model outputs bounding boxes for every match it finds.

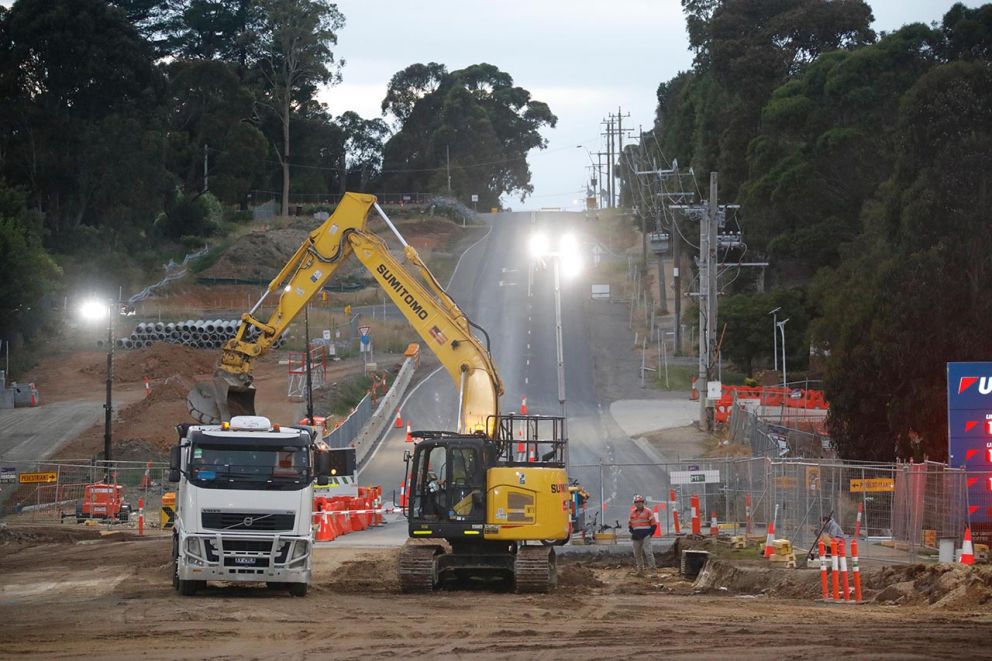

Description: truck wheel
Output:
[171,536,180,590]
[288,582,308,597]
[266,582,287,591]
[178,579,204,596]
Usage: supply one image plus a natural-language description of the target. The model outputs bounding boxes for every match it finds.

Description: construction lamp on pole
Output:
[777,318,790,388]
[768,307,781,373]
[79,297,119,480]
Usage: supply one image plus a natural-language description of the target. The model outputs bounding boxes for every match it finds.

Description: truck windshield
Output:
[188,443,311,491]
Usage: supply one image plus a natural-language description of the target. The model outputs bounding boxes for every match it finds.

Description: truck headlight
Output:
[185,537,200,556]
[292,541,309,560]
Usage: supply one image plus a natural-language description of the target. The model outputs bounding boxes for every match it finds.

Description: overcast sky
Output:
[324,0,975,210]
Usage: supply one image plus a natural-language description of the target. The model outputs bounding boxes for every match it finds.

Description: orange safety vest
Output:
[629,506,656,531]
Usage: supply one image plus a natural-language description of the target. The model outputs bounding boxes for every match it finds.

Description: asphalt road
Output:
[359,211,673,530]
[0,400,105,462]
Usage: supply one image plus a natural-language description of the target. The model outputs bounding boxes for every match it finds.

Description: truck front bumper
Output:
[178,533,311,584]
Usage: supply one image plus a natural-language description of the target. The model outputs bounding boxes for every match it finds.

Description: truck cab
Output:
[168,415,329,597]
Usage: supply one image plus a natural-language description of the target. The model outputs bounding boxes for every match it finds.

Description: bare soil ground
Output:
[1,529,990,660]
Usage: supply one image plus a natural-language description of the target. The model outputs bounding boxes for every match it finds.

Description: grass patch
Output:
[654,364,696,391]
[316,372,374,417]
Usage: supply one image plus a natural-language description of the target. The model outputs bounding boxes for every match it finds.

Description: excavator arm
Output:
[188,192,503,434]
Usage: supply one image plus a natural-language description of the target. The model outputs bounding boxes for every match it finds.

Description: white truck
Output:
[168,415,331,597]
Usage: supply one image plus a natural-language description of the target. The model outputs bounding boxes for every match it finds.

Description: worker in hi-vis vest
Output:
[628,494,657,573]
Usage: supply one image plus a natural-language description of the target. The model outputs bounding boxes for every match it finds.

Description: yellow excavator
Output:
[187,192,571,592]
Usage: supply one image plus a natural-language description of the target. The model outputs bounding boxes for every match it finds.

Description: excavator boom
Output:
[187,192,503,431]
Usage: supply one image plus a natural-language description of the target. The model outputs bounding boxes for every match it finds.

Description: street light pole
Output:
[769,307,780,372]
[102,302,114,481]
[777,319,790,388]
[553,257,566,419]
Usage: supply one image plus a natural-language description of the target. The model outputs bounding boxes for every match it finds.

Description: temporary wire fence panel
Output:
[0,460,168,524]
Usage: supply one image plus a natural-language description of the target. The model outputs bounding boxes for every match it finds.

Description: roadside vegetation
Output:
[619,1,992,462]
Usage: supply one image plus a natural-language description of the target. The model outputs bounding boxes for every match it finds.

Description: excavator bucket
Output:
[187,377,256,424]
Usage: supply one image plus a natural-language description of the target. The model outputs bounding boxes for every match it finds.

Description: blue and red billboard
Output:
[947,362,992,525]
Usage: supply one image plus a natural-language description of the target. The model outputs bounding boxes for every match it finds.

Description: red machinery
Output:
[73,483,131,523]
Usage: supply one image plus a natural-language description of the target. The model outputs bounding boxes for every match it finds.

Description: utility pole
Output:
[672,215,681,353]
[446,144,451,196]
[203,144,209,193]
[601,117,614,208]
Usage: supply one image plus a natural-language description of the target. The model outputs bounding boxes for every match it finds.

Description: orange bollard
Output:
[690,495,701,535]
[710,511,718,538]
[851,539,862,603]
[831,539,840,601]
[854,501,863,538]
[653,506,662,538]
[838,538,850,602]
[819,539,830,601]
[138,497,144,536]
[670,490,680,534]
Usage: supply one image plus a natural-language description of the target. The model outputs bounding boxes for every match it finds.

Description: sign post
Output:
[947,362,992,527]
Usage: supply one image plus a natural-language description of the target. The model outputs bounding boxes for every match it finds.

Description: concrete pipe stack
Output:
[112,319,284,351]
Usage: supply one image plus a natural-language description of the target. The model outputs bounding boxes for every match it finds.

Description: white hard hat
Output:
[633,494,645,503]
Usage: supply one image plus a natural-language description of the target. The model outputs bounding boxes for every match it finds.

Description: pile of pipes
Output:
[111,319,285,350]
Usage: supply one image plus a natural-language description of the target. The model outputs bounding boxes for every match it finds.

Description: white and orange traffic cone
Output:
[405,423,413,443]
[520,396,528,415]
[395,407,403,428]
[961,527,975,565]
[710,512,718,538]
[763,519,776,558]
[144,375,151,397]
[653,505,662,538]
[745,493,752,537]
[854,501,863,538]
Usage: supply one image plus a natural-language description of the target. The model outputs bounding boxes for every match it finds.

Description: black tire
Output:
[177,579,203,596]
[266,582,287,590]
[171,535,180,591]
[288,582,308,597]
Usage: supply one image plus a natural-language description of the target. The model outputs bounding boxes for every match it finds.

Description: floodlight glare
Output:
[79,299,108,322]
[528,232,550,258]
[559,233,579,254]
[560,253,583,278]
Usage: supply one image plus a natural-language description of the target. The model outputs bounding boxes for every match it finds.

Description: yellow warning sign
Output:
[774,476,798,488]
[18,471,57,484]
[849,477,894,493]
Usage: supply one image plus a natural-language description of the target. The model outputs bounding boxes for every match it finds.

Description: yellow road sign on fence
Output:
[849,477,895,493]
[18,471,57,484]
[774,476,798,488]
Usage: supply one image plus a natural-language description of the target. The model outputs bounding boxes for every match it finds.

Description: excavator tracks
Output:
[399,544,441,593]
[514,546,557,593]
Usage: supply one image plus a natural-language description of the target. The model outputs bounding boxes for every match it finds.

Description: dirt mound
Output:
[0,524,103,545]
[319,553,400,593]
[869,564,992,609]
[199,229,309,280]
[557,563,605,589]
[80,343,215,384]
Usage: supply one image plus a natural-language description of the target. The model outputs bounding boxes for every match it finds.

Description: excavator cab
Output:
[400,415,571,593]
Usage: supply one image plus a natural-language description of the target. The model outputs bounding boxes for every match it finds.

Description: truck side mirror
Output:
[315,450,331,486]
[403,450,412,463]
[168,446,181,483]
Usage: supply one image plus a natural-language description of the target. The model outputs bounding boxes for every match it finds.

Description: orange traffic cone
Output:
[653,506,662,538]
[710,511,718,538]
[763,519,776,558]
[395,408,403,428]
[520,396,528,414]
[405,423,413,443]
[399,481,407,508]
[961,527,975,565]
[690,375,699,401]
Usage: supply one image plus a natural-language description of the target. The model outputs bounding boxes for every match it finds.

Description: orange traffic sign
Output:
[18,471,57,484]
